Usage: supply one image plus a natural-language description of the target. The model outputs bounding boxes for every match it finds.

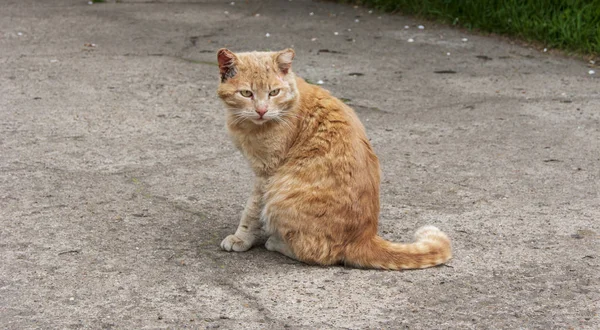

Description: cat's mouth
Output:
[251,111,279,124]
[251,117,268,125]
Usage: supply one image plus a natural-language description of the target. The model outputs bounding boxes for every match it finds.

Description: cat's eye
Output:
[239,90,253,98]
[269,89,280,97]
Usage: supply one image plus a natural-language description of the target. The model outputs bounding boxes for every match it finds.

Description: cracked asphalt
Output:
[1,0,599,329]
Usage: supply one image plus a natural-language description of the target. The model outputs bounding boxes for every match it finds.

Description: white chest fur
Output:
[229,125,290,177]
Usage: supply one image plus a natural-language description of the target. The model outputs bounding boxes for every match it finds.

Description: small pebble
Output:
[88,1,93,4]
[265,33,270,37]
[377,16,382,19]
[255,13,260,17]
[446,52,451,56]
[404,25,409,29]
[589,70,596,75]
[230,1,235,5]
[407,38,414,43]
[224,11,229,15]
[311,37,317,41]
[309,12,314,16]
[461,38,468,42]
[17,32,23,36]
[354,19,360,23]
[50,59,58,63]
[418,25,424,29]
[368,10,373,14]
[69,297,75,301]
[543,48,547,52]
[317,80,324,85]
[334,32,339,35]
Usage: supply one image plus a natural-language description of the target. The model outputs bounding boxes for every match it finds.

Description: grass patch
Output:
[351,0,600,56]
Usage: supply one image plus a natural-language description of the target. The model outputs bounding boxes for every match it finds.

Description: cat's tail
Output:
[344,226,452,270]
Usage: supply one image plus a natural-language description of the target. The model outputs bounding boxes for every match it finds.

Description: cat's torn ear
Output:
[275,48,295,75]
[217,48,238,82]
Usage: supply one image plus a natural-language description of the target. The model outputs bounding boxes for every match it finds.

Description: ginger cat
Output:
[216,48,451,269]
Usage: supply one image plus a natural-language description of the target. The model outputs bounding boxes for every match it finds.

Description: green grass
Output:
[352,0,600,56]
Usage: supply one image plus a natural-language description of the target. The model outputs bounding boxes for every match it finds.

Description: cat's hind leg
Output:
[265,235,297,260]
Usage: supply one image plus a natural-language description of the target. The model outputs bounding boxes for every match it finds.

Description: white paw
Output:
[220,234,252,252]
[264,236,278,252]
[264,236,296,259]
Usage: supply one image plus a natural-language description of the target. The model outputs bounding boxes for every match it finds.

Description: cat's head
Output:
[216,48,298,126]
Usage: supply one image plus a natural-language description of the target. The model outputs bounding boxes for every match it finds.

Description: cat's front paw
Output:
[220,234,252,252]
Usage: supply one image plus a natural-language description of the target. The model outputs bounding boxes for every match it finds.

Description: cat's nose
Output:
[255,107,268,118]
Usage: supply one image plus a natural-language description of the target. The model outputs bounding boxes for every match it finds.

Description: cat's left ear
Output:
[217,48,238,82]
[275,48,295,75]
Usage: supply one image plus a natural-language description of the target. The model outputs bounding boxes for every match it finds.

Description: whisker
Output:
[229,112,248,125]
[272,116,284,127]
[276,116,294,131]
[282,112,303,121]
[276,117,288,130]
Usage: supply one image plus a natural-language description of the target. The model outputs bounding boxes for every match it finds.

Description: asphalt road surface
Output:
[1,0,599,329]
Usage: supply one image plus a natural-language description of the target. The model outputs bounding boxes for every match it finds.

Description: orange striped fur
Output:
[216,48,451,269]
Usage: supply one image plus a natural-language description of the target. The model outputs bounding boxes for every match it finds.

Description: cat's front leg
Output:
[220,177,265,252]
